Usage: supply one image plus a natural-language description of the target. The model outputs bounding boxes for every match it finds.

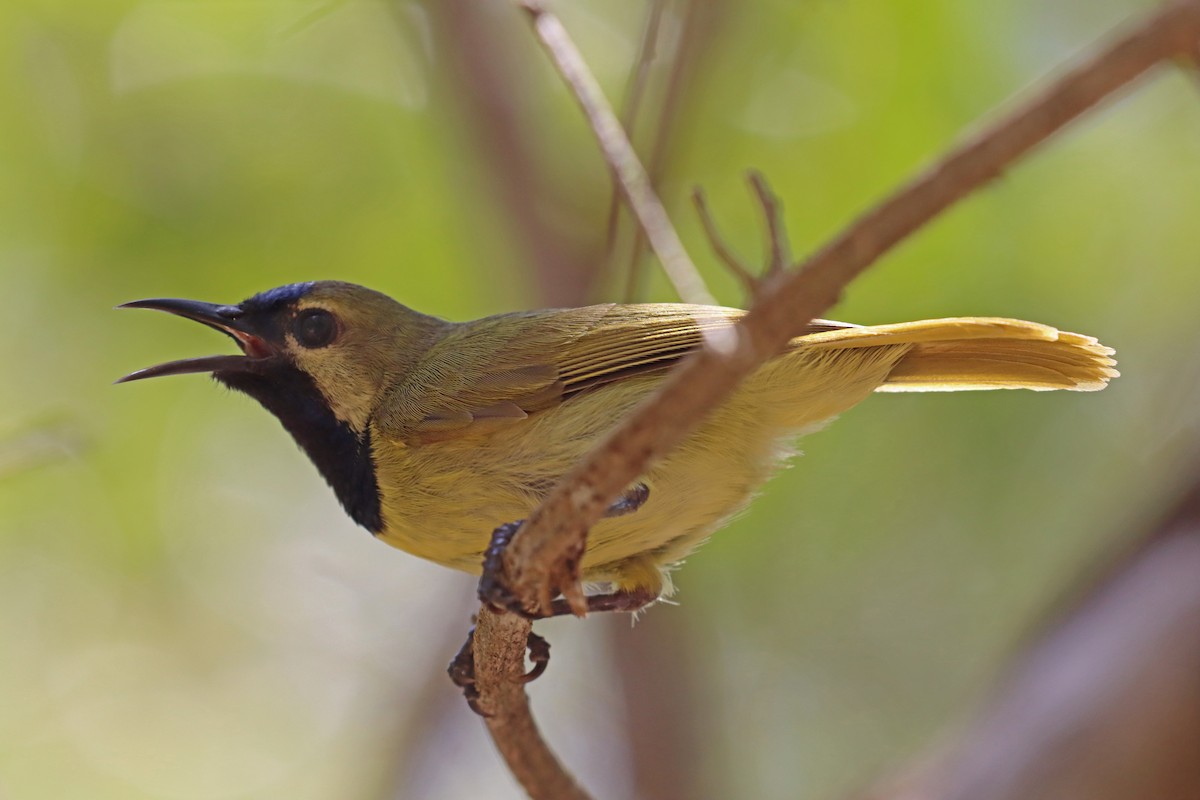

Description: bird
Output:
[119,280,1117,611]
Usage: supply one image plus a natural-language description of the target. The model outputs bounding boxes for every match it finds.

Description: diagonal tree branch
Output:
[471,609,590,800]
[467,2,1200,798]
[504,0,1200,618]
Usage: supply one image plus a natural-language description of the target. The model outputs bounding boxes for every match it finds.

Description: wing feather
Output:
[380,302,848,444]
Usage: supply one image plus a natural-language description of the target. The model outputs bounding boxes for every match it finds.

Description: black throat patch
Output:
[215,362,384,534]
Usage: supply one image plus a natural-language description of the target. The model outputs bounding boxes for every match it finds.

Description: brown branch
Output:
[861,476,1200,800]
[504,0,1200,617]
[519,0,716,307]
[599,5,728,794]
[472,608,592,800]
[466,1,1200,797]
[607,610,708,800]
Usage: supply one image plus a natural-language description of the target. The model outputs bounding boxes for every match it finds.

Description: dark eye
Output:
[293,308,337,348]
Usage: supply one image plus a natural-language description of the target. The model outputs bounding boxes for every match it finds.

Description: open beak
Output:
[116,298,277,383]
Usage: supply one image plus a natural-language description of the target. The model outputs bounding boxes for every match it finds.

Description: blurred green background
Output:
[2,1,1199,798]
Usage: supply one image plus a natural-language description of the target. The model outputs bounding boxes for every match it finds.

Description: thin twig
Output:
[519,0,716,307]
[747,170,791,283]
[618,0,668,170]
[691,171,795,301]
[690,186,758,294]
[624,0,728,303]
[604,0,667,290]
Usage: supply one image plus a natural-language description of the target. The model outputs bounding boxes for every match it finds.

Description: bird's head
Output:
[119,280,448,532]
[119,280,446,432]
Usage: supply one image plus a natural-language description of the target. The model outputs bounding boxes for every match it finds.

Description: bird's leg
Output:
[477,520,526,615]
[452,585,654,712]
[524,631,551,682]
[446,627,483,714]
[477,483,652,617]
[602,481,650,517]
[547,585,658,617]
[471,481,656,688]
[448,625,551,716]
[479,578,658,620]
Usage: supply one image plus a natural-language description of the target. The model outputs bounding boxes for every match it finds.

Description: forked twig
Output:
[748,171,791,283]
[690,186,757,295]
[692,170,794,300]
[505,0,1200,621]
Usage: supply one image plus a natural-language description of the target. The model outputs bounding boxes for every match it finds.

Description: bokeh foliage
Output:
[2,1,1199,798]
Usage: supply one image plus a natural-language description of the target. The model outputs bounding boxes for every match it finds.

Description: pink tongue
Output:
[231,331,273,358]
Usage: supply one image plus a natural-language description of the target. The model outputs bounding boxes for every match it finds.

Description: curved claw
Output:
[447,626,488,716]
[448,626,554,715]
[520,631,551,684]
[477,520,541,618]
[478,488,650,618]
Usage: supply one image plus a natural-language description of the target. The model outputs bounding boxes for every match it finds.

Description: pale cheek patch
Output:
[291,351,378,431]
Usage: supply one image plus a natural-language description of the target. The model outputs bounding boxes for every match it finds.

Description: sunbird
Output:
[119,281,1116,610]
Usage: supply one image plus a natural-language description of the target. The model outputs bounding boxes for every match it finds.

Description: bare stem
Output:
[747,171,791,283]
[519,0,715,306]
[604,0,667,287]
[691,171,796,301]
[474,609,592,800]
[690,186,758,296]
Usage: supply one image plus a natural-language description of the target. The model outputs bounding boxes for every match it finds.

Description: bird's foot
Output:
[477,484,652,617]
[450,589,653,710]
[448,626,552,715]
[446,628,483,714]
[548,586,658,617]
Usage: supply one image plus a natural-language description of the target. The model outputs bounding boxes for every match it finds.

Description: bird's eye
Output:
[293,308,338,348]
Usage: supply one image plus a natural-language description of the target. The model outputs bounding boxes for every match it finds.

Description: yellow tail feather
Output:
[794,317,1118,392]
